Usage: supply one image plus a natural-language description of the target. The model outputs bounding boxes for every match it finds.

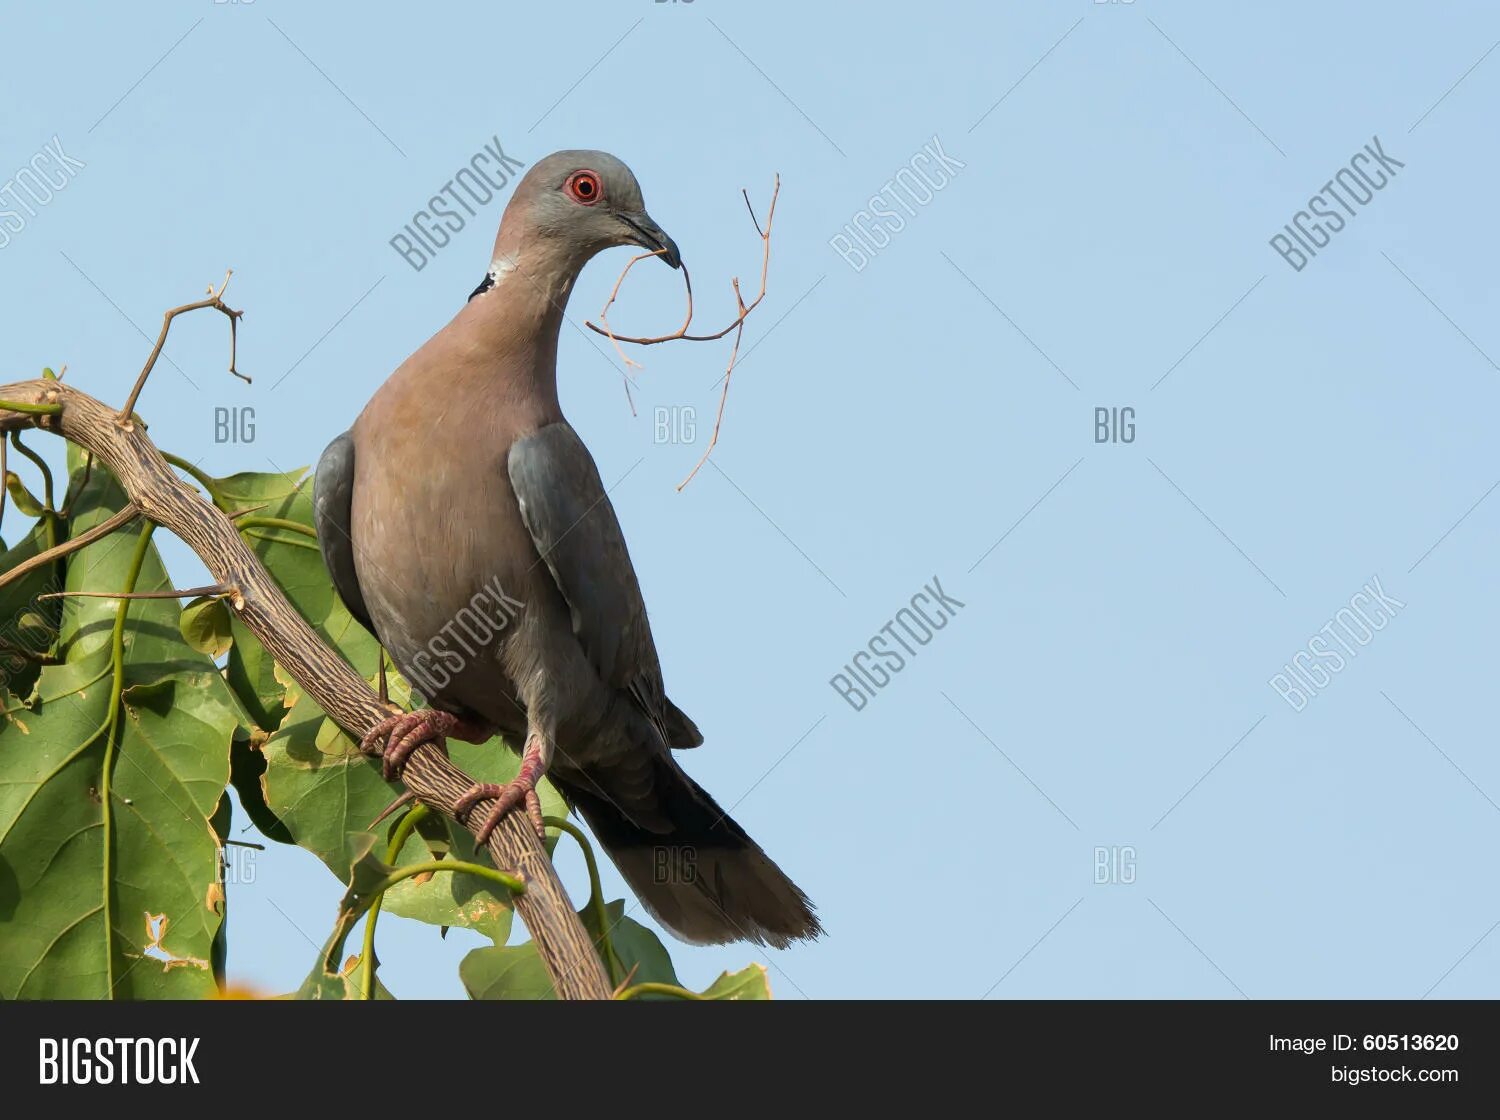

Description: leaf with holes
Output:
[0,459,246,998]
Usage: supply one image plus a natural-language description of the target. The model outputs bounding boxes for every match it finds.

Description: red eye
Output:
[566,170,603,205]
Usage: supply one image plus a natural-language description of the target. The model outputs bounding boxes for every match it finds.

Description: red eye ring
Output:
[566,170,603,205]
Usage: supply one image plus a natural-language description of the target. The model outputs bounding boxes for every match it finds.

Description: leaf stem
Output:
[235,516,316,539]
[9,432,58,551]
[368,860,525,902]
[615,981,705,1001]
[9,432,54,512]
[360,803,430,1000]
[544,815,624,984]
[335,850,524,987]
[160,451,220,499]
[101,521,156,998]
[0,398,62,416]
[240,528,319,552]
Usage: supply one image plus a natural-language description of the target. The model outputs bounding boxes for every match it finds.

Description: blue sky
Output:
[3,0,1499,998]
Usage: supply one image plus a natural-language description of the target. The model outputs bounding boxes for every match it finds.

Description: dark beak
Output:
[620,211,681,269]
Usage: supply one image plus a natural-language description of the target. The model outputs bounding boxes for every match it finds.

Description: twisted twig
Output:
[586,175,780,487]
[118,270,246,425]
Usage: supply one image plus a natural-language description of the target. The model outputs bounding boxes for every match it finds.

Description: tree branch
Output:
[0,377,612,1000]
[118,270,246,425]
[0,501,140,592]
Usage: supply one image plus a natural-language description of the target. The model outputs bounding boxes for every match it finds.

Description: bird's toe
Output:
[457,776,544,845]
[358,709,457,781]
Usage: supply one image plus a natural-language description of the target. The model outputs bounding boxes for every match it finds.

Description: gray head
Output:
[487,150,680,281]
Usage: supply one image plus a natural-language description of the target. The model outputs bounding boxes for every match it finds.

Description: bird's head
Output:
[500,150,680,272]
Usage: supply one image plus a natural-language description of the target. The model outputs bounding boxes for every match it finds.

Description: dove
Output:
[314,151,820,948]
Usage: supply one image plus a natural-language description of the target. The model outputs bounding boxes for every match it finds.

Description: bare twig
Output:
[118,270,247,425]
[678,280,748,491]
[584,176,780,483]
[594,248,693,368]
[585,175,778,346]
[592,247,681,416]
[40,583,232,603]
[0,502,140,592]
[742,188,764,237]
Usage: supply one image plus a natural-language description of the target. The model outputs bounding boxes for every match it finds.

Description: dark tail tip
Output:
[611,842,822,949]
[560,757,821,948]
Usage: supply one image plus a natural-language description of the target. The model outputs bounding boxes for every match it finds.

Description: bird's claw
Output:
[456,776,545,845]
[359,709,456,781]
[367,789,419,829]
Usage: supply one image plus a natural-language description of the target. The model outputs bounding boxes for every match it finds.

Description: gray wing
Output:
[508,422,701,748]
[313,431,375,634]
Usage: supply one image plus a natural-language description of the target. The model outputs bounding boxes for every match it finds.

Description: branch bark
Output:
[0,378,612,1000]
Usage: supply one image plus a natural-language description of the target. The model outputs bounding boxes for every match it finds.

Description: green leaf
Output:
[211,468,381,731]
[228,732,293,844]
[380,827,514,946]
[317,833,393,971]
[295,955,396,1000]
[0,517,64,703]
[697,963,772,1000]
[0,461,247,998]
[209,793,231,983]
[259,688,405,873]
[294,835,391,999]
[225,615,285,732]
[582,899,679,987]
[180,596,233,659]
[460,943,557,1000]
[461,894,680,1000]
[5,471,45,518]
[261,684,564,940]
[295,834,402,1000]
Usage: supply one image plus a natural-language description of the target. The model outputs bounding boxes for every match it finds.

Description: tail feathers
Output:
[611,842,820,950]
[662,698,703,749]
[558,756,821,949]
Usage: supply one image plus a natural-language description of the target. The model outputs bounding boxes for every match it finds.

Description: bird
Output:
[313,150,820,948]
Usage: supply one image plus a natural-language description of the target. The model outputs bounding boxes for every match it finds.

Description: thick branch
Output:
[0,378,611,1000]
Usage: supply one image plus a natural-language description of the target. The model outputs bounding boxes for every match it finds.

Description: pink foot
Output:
[359,709,489,781]
[455,740,547,843]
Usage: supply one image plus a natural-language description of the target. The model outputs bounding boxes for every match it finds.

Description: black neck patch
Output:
[468,273,495,302]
